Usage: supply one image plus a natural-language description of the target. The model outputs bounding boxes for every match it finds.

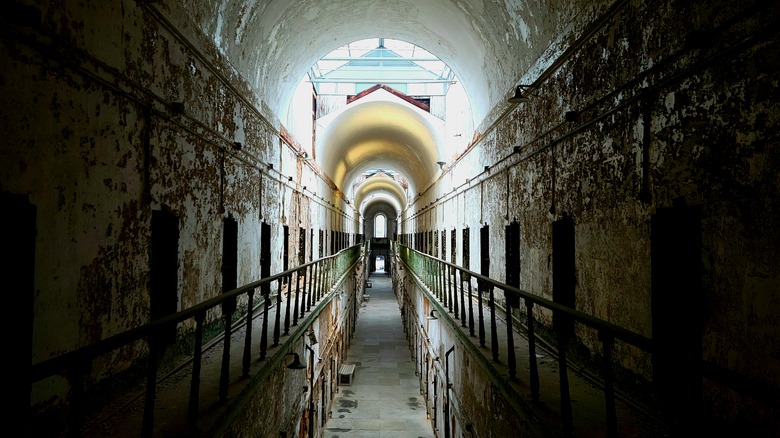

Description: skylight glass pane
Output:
[311,38,455,96]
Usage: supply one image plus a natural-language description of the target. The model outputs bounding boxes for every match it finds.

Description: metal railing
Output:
[30,242,366,437]
[396,243,779,437]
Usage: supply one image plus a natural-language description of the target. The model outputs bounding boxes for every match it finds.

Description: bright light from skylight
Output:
[310,38,456,96]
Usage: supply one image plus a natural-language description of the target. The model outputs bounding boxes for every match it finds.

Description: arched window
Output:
[374,214,387,238]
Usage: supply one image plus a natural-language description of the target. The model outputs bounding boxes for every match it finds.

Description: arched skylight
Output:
[310,38,456,96]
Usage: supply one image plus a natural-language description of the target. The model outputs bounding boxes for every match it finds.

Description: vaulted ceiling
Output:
[179,0,589,217]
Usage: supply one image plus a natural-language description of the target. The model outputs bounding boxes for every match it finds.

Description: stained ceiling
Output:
[180,0,582,216]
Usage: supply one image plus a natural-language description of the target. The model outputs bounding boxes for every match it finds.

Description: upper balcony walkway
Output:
[30,242,778,437]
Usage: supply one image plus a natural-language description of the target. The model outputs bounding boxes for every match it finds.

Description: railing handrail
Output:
[31,243,365,383]
[396,242,780,406]
[398,244,656,351]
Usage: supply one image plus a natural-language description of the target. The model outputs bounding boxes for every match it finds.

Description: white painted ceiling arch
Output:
[354,174,407,217]
[183,0,577,207]
[360,194,402,220]
[184,0,558,129]
[316,88,444,197]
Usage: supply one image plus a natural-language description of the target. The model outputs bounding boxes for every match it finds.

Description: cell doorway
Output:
[374,255,385,272]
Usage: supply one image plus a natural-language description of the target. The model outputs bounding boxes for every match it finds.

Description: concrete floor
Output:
[324,271,434,438]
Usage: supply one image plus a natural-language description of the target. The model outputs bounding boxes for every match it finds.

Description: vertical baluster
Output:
[477,280,486,347]
[284,274,292,335]
[429,259,433,294]
[505,290,516,380]
[242,289,254,379]
[423,257,428,290]
[292,270,300,327]
[459,270,467,328]
[306,264,313,311]
[321,259,327,299]
[430,259,435,298]
[432,261,436,295]
[467,277,475,337]
[600,331,618,438]
[299,267,307,317]
[67,362,86,438]
[489,285,499,362]
[557,327,573,437]
[440,262,447,310]
[142,340,162,437]
[326,259,332,292]
[315,262,322,302]
[320,260,325,298]
[444,264,448,309]
[452,266,459,319]
[312,262,318,304]
[220,306,233,402]
[260,288,270,359]
[273,279,282,346]
[188,313,205,435]
[525,299,540,402]
[438,262,443,304]
[439,261,444,304]
[332,257,337,290]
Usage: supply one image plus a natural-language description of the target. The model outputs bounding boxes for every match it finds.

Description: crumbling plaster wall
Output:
[0,0,348,409]
[413,0,779,424]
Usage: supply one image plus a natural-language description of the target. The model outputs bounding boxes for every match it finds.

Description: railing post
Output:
[260,289,270,359]
[188,312,205,436]
[489,285,499,362]
[440,261,446,306]
[459,270,467,328]
[220,306,234,402]
[293,270,300,327]
[425,257,430,293]
[505,290,517,380]
[467,277,475,337]
[557,327,573,437]
[430,259,435,297]
[326,259,332,293]
[67,361,87,438]
[306,264,313,311]
[525,299,540,402]
[600,331,618,438]
[314,262,321,302]
[477,280,486,347]
[298,268,307,318]
[451,266,459,319]
[320,260,325,298]
[142,339,162,437]
[284,274,292,335]
[242,289,254,379]
[273,279,282,346]
[441,261,447,311]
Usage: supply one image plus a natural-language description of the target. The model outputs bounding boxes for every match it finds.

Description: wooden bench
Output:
[339,364,356,385]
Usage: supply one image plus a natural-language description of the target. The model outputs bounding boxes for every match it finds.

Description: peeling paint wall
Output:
[3,0,778,434]
[1,0,349,414]
[412,0,780,428]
